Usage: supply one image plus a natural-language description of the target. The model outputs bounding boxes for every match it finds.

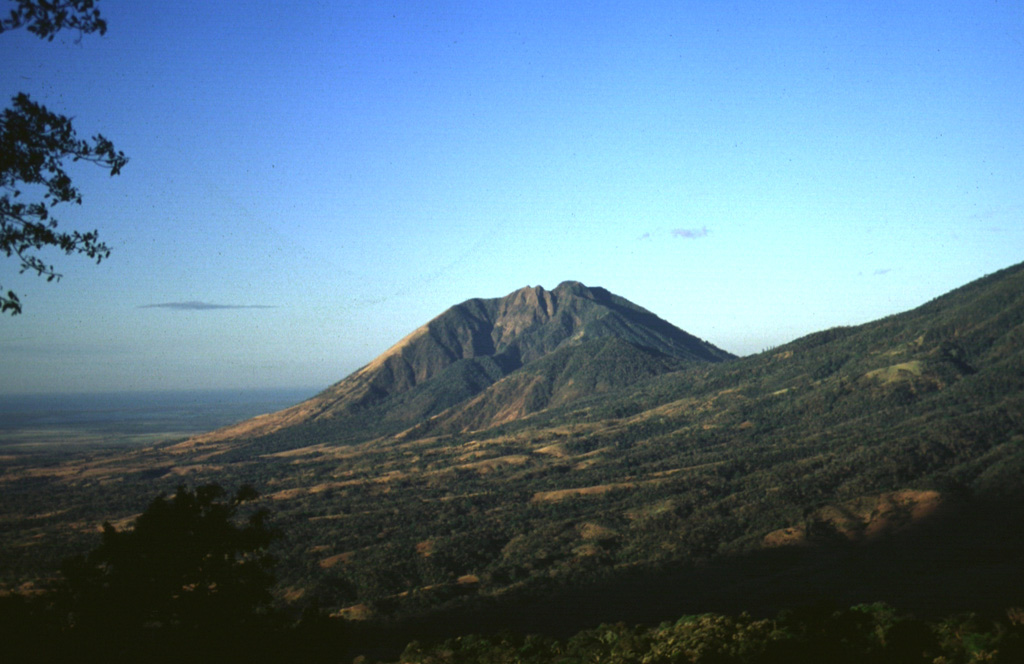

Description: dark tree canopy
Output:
[1,483,347,663]
[60,484,279,634]
[0,94,126,313]
[1,0,125,314]
[0,0,106,40]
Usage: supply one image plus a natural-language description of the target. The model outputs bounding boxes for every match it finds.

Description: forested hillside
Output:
[2,263,1023,654]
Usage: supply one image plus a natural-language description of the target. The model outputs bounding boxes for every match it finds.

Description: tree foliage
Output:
[1,483,349,663]
[59,484,278,635]
[1,0,125,314]
[0,0,106,40]
[399,604,1024,664]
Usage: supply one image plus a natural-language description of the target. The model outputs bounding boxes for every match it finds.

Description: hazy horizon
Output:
[3,1,1022,395]
[0,384,324,401]
[0,387,321,451]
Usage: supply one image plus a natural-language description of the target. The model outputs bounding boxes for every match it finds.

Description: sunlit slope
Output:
[402,335,694,436]
[182,281,733,449]
[7,263,1024,623]
[238,261,1024,616]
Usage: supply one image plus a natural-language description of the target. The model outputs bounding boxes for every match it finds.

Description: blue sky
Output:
[2,0,1022,395]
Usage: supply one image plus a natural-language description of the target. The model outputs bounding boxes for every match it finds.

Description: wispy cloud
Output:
[671,226,709,239]
[139,301,277,311]
[969,204,1020,221]
[872,268,891,276]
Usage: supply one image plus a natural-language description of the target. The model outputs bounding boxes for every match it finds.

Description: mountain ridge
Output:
[4,262,1024,636]
[183,281,732,446]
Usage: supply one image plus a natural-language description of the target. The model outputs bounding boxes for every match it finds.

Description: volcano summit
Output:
[189,281,733,446]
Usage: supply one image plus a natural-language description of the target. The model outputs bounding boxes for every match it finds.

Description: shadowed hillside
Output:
[2,263,1024,647]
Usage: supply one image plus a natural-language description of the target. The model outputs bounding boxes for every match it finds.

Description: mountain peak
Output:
[188,282,733,445]
[553,279,587,294]
[500,284,557,318]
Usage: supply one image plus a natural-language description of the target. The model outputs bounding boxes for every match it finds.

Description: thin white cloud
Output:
[671,226,709,239]
[139,301,277,311]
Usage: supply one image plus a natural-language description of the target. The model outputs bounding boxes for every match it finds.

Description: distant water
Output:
[0,387,320,447]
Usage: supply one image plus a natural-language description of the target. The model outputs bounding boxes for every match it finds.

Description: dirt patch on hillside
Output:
[169,463,223,476]
[864,361,924,384]
[281,587,306,602]
[457,455,530,474]
[267,443,333,458]
[268,470,413,501]
[487,377,546,426]
[763,489,944,547]
[577,522,617,541]
[319,552,352,569]
[531,482,635,503]
[332,603,373,621]
[762,526,804,548]
[268,482,349,500]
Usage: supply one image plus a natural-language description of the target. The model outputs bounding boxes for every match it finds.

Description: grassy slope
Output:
[2,263,1023,638]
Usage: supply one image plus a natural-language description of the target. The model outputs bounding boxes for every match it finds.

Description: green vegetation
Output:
[2,262,1024,654]
[399,603,1024,664]
[2,483,1021,662]
[0,484,344,663]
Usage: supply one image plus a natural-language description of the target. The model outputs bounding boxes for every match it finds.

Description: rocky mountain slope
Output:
[186,281,733,446]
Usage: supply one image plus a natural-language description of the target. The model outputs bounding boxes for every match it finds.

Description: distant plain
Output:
[0,388,319,453]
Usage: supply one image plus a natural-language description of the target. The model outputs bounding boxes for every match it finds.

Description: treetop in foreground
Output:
[1,0,125,314]
[0,0,107,40]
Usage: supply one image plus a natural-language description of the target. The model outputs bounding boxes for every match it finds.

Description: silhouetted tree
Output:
[0,482,350,663]
[1,0,126,314]
[58,484,280,661]
[0,0,108,38]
